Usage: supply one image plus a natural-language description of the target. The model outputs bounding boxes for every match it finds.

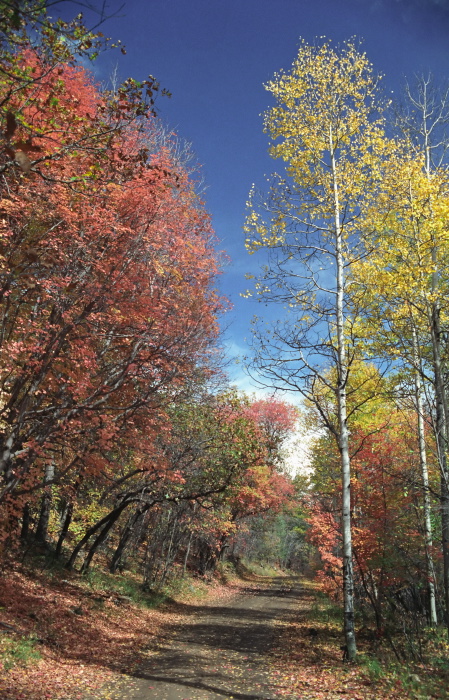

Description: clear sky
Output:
[64,0,449,396]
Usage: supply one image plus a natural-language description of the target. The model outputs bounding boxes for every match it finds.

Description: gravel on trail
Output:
[93,576,300,700]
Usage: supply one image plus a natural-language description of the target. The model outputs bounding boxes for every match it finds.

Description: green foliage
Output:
[426,627,449,672]
[361,655,384,681]
[358,654,446,699]
[239,558,280,576]
[82,568,167,609]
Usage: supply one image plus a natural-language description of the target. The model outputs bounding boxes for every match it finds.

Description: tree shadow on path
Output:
[106,575,301,700]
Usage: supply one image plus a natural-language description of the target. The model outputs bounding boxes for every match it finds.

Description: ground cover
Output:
[269,579,449,700]
[1,558,448,700]
[0,555,235,700]
[88,569,301,700]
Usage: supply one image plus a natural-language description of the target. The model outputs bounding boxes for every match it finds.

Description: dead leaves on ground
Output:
[0,564,169,699]
[268,580,445,700]
[0,560,240,700]
[1,567,446,700]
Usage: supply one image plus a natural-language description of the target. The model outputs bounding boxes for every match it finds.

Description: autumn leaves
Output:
[246,39,449,656]
[0,5,300,591]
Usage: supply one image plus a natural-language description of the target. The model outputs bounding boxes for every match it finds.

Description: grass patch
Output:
[82,567,168,608]
[0,635,41,672]
[242,560,281,576]
[164,574,210,600]
[356,653,444,700]
[309,590,343,625]
[81,564,223,608]
[360,655,384,680]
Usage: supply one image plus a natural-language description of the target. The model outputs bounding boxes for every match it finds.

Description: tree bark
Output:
[65,502,129,570]
[331,125,357,660]
[413,326,438,625]
[35,462,55,545]
[109,507,147,573]
[55,501,73,559]
[429,259,449,634]
[20,502,30,541]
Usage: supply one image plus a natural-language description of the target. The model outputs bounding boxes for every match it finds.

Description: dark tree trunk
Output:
[109,507,147,573]
[55,501,73,559]
[80,521,113,573]
[20,503,30,541]
[65,502,129,571]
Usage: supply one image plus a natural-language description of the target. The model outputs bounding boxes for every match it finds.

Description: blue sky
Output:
[64,0,449,395]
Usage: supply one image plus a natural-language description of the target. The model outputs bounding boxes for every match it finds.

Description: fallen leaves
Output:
[267,579,445,700]
[0,559,242,700]
[1,567,445,700]
[0,563,169,699]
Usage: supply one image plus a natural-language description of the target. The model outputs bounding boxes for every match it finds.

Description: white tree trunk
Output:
[331,126,356,660]
[412,327,438,625]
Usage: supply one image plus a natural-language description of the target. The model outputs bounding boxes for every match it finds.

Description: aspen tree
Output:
[412,324,438,627]
[401,78,449,633]
[355,83,449,631]
[245,39,387,660]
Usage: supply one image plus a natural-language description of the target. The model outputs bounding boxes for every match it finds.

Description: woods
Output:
[0,2,298,590]
[2,3,449,699]
[246,36,449,667]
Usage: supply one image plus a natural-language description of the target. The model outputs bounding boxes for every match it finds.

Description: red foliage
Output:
[244,397,298,461]
[306,500,342,598]
[306,419,433,613]
[0,49,226,530]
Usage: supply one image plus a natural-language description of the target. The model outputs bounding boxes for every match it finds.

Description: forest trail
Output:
[94,575,300,700]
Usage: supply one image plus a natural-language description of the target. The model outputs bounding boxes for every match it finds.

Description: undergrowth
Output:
[305,581,449,699]
[82,567,168,608]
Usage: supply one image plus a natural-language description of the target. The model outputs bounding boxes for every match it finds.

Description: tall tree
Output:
[244,39,387,659]
[400,76,449,633]
[353,125,449,630]
[0,19,225,539]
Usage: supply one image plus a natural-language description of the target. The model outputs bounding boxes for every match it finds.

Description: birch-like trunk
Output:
[430,296,449,634]
[35,462,55,544]
[412,327,438,626]
[331,127,356,660]
[422,114,449,634]
[183,531,193,576]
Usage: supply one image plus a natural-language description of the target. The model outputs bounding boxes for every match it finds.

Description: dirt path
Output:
[96,576,300,700]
